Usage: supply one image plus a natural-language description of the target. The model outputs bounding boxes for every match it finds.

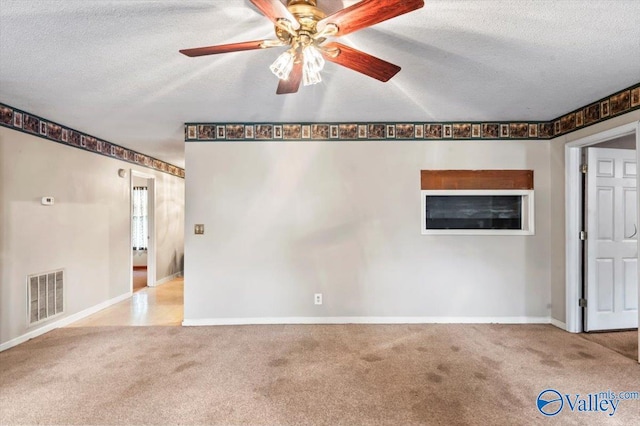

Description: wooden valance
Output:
[421,170,534,190]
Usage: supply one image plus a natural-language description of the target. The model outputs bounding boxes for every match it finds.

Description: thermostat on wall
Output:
[41,196,54,205]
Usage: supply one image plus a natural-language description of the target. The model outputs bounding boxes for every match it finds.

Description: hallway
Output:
[68,278,183,327]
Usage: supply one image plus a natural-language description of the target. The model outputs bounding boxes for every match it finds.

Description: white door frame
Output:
[130,170,157,288]
[564,121,640,337]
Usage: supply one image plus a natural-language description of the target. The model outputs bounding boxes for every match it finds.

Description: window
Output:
[132,186,148,250]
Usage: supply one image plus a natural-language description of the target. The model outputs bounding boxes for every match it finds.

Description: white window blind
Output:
[132,186,148,250]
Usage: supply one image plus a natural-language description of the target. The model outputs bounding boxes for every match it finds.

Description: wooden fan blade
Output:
[251,0,300,30]
[318,0,424,36]
[179,40,275,57]
[276,60,303,95]
[322,42,401,82]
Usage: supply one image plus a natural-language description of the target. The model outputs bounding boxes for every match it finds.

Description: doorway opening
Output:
[130,170,156,292]
[564,122,639,361]
[132,182,148,292]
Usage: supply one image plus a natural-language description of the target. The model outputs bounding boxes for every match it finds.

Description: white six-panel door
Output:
[585,147,638,331]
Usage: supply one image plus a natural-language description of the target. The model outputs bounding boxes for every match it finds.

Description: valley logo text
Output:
[537,389,640,417]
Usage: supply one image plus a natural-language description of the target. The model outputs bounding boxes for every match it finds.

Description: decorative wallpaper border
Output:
[551,84,639,137]
[185,83,639,143]
[0,103,185,179]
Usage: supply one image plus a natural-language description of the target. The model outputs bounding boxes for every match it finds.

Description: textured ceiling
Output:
[1,0,639,168]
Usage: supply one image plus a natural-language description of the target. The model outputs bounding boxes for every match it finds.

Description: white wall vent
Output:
[28,269,64,325]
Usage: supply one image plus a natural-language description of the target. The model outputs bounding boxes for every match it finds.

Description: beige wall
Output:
[0,127,185,346]
[184,140,552,323]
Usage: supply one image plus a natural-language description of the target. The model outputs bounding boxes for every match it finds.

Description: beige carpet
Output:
[1,324,639,425]
[580,330,638,361]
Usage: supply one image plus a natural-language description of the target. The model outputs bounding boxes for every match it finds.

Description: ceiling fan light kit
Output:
[180,0,424,94]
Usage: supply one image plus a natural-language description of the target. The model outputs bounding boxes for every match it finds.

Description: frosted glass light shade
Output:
[302,45,325,86]
[270,50,295,80]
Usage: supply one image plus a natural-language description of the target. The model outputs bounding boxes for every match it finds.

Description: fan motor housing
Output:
[275,0,326,42]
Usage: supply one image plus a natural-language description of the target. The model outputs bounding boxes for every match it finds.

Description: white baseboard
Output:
[550,318,567,331]
[0,291,131,352]
[155,271,183,286]
[182,316,552,326]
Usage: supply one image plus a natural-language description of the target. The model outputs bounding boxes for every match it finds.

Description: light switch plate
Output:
[194,224,204,235]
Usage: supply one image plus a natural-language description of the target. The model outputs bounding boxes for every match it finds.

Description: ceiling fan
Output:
[180,0,425,94]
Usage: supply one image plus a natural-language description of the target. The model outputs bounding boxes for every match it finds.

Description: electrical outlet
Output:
[194,224,205,235]
[314,293,322,305]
